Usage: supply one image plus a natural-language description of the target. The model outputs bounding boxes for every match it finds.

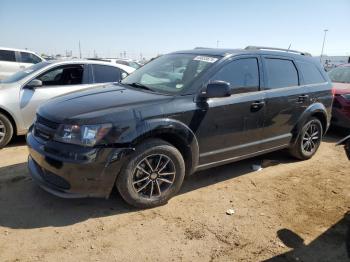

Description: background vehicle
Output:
[27,47,333,208]
[88,58,142,69]
[0,60,134,147]
[114,58,142,69]
[0,47,44,80]
[328,64,350,129]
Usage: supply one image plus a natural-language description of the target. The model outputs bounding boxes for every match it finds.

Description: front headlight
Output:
[54,123,112,146]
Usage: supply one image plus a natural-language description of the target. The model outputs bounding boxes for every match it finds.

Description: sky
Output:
[0,0,349,59]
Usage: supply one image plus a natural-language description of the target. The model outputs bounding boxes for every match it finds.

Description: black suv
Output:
[27,47,333,208]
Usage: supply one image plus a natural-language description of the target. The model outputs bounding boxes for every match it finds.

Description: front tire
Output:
[289,118,323,160]
[0,113,14,149]
[116,139,185,208]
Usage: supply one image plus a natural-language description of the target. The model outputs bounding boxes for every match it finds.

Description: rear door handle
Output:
[251,101,265,111]
[297,94,309,103]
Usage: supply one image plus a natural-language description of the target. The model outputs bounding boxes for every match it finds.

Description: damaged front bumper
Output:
[26,130,134,199]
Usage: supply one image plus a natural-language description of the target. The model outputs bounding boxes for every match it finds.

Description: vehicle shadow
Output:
[0,149,293,229]
[264,212,350,262]
[325,127,350,143]
[6,135,26,148]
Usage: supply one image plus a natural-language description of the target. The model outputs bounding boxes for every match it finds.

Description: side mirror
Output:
[200,80,231,99]
[25,79,42,89]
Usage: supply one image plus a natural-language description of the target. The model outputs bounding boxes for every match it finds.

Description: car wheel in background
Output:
[0,113,14,148]
[116,139,185,208]
[289,118,323,160]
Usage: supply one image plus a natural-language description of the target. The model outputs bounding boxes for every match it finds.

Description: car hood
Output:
[333,82,350,94]
[38,83,173,124]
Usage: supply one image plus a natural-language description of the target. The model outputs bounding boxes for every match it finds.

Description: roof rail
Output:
[194,47,213,49]
[245,46,312,56]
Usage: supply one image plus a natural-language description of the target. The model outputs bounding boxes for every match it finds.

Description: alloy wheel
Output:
[302,123,321,154]
[0,119,6,143]
[132,154,176,199]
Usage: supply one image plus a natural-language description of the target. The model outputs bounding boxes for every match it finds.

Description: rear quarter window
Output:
[298,62,325,84]
[264,58,299,89]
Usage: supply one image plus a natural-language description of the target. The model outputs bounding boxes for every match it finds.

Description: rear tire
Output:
[0,113,14,149]
[116,139,185,208]
[289,118,323,160]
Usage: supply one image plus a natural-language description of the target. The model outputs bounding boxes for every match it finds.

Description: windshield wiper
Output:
[126,82,153,91]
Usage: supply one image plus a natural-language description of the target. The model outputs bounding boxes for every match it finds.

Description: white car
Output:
[89,58,142,69]
[0,59,135,147]
[0,47,44,80]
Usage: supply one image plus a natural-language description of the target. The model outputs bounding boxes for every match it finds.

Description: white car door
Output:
[19,64,93,129]
[0,50,21,80]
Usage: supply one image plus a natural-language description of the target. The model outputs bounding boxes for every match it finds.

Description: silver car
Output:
[0,60,135,147]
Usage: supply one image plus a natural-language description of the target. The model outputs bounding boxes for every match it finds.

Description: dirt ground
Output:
[0,130,349,262]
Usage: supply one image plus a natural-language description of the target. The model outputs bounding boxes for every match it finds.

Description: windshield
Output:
[128,62,141,69]
[1,61,50,83]
[121,53,218,94]
[328,66,350,83]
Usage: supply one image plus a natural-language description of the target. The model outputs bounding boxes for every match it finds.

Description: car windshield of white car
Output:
[1,62,50,83]
[121,54,218,94]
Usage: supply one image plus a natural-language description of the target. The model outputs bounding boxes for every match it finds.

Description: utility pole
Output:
[216,40,220,48]
[79,41,82,59]
[320,29,328,63]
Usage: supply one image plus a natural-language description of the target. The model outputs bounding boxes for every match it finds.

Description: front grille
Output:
[34,114,59,141]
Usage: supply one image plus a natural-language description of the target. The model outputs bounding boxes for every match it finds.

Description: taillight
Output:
[332,87,336,97]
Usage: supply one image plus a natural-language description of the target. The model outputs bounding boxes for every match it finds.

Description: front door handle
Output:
[251,101,265,111]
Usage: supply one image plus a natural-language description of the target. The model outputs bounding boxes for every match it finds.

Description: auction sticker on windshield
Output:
[193,56,218,63]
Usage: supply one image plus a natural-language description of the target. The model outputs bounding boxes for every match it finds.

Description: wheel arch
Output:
[128,118,199,176]
[290,103,329,145]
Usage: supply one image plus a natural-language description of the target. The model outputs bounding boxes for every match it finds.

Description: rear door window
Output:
[92,65,122,83]
[211,58,260,93]
[297,62,325,84]
[264,58,299,89]
[20,52,42,64]
[0,50,16,62]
